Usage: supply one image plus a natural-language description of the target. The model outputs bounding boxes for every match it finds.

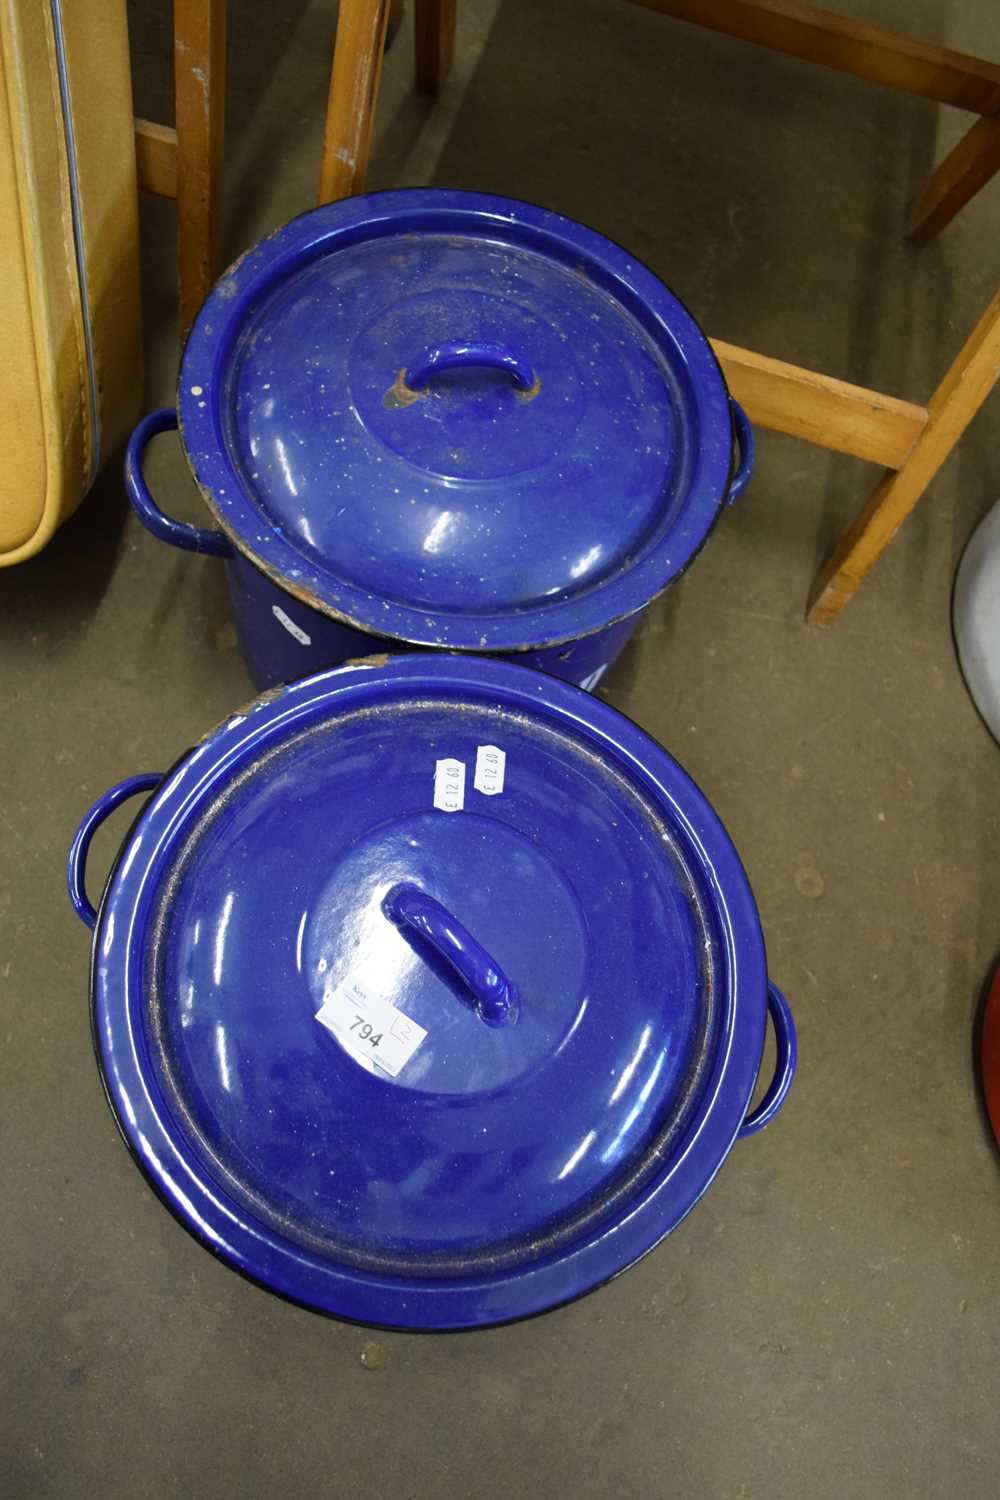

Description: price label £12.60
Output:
[474,744,506,796]
[433,757,466,812]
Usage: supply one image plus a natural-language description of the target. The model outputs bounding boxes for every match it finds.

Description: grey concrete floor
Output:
[4,1,1000,1494]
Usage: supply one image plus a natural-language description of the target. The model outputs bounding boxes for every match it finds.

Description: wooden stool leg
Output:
[807,287,1000,625]
[908,114,1000,242]
[174,0,226,337]
[414,0,456,95]
[388,0,406,46]
[318,0,393,204]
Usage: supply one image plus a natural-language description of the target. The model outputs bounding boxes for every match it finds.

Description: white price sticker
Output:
[578,663,609,692]
[474,744,506,796]
[434,757,465,812]
[271,603,312,646]
[315,975,427,1078]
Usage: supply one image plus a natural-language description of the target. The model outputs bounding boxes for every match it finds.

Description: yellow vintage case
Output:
[0,0,142,564]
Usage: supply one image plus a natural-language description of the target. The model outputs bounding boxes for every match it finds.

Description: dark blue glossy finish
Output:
[128,413,644,690]
[66,773,162,928]
[126,411,232,557]
[383,883,520,1027]
[69,655,794,1330]
[124,190,754,687]
[404,340,538,394]
[223,543,643,689]
[180,189,737,648]
[738,983,796,1137]
[728,399,755,504]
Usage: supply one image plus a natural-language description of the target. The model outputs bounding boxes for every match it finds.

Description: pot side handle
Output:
[67,774,163,930]
[726,400,755,504]
[125,409,232,556]
[738,982,797,1138]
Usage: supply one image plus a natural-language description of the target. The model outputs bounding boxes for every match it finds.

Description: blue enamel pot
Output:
[67,654,795,1331]
[125,190,753,691]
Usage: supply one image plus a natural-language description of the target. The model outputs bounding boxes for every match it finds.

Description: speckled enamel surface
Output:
[177,190,740,656]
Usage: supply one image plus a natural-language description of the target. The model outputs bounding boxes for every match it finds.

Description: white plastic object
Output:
[954,498,1000,742]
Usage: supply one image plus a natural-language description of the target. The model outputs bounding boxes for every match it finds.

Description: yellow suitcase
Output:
[0,0,142,564]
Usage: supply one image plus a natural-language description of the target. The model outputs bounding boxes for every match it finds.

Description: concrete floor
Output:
[4,0,1000,1494]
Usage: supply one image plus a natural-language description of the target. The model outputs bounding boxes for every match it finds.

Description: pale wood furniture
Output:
[314,0,1000,625]
[131,0,412,334]
[132,0,1000,623]
[319,0,394,203]
[629,0,1000,244]
[317,0,450,200]
[134,0,226,337]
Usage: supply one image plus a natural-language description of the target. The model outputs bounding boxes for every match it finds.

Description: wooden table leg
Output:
[175,0,226,337]
[414,0,457,94]
[631,2,1000,240]
[626,0,1000,114]
[318,0,393,204]
[908,114,1000,242]
[807,287,1000,625]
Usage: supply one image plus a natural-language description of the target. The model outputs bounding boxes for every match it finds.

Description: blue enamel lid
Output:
[177,190,737,652]
[91,657,772,1329]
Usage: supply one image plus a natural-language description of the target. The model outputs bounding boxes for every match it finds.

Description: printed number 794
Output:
[350,1016,383,1047]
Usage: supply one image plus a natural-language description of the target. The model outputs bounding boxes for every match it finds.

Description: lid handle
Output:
[401,341,540,400]
[382,883,519,1027]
